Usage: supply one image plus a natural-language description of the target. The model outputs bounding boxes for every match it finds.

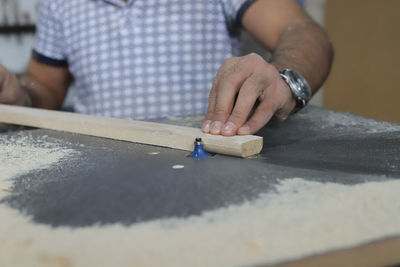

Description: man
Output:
[0,0,333,136]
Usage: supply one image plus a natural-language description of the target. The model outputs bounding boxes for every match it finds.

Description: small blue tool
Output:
[188,138,212,158]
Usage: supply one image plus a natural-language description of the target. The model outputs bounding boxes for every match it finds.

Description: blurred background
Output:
[0,0,399,123]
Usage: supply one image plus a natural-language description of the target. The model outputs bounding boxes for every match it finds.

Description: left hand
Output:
[202,53,296,136]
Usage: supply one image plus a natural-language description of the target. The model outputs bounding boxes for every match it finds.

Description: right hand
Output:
[202,54,296,136]
[0,64,31,106]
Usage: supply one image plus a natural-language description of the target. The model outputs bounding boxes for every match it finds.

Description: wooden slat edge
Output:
[0,104,263,157]
[272,236,400,267]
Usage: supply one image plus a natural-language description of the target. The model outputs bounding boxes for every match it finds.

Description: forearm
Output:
[270,19,334,93]
[19,74,63,109]
[18,58,71,110]
[202,1,334,136]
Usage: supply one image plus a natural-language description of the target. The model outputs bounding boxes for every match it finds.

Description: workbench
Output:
[1,106,399,267]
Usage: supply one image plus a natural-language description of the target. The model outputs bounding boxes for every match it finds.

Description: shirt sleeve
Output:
[32,0,68,67]
[219,0,258,30]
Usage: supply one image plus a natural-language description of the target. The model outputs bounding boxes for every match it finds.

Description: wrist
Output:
[19,76,39,107]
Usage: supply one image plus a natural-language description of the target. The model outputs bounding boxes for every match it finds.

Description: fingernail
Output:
[222,121,236,135]
[210,121,222,134]
[238,125,250,135]
[202,120,212,132]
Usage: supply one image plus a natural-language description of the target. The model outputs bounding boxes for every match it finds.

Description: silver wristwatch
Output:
[279,69,312,113]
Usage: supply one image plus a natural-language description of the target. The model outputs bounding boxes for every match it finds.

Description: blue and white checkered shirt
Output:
[33,0,255,119]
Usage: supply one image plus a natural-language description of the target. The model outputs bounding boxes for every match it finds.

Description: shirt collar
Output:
[93,0,133,8]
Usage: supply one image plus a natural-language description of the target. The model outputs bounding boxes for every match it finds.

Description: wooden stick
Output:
[0,104,263,157]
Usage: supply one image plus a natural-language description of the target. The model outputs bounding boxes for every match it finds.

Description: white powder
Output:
[0,133,400,267]
[298,109,400,133]
[0,133,76,192]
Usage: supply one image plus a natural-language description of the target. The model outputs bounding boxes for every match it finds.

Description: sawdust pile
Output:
[0,133,76,192]
[1,133,400,266]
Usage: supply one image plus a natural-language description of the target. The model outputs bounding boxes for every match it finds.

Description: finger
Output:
[274,85,297,121]
[221,73,267,136]
[237,99,277,135]
[0,69,27,106]
[202,57,240,133]
[0,89,18,105]
[274,101,295,121]
[201,88,216,133]
[208,78,241,134]
[208,56,261,134]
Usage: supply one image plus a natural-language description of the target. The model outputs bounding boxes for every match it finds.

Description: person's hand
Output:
[202,53,296,136]
[0,64,31,106]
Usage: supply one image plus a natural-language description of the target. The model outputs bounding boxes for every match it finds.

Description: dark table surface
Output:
[1,106,400,228]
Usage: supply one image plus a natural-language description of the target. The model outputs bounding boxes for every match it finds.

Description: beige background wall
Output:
[324,0,400,123]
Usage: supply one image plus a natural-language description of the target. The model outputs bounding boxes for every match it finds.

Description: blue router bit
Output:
[188,138,212,158]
